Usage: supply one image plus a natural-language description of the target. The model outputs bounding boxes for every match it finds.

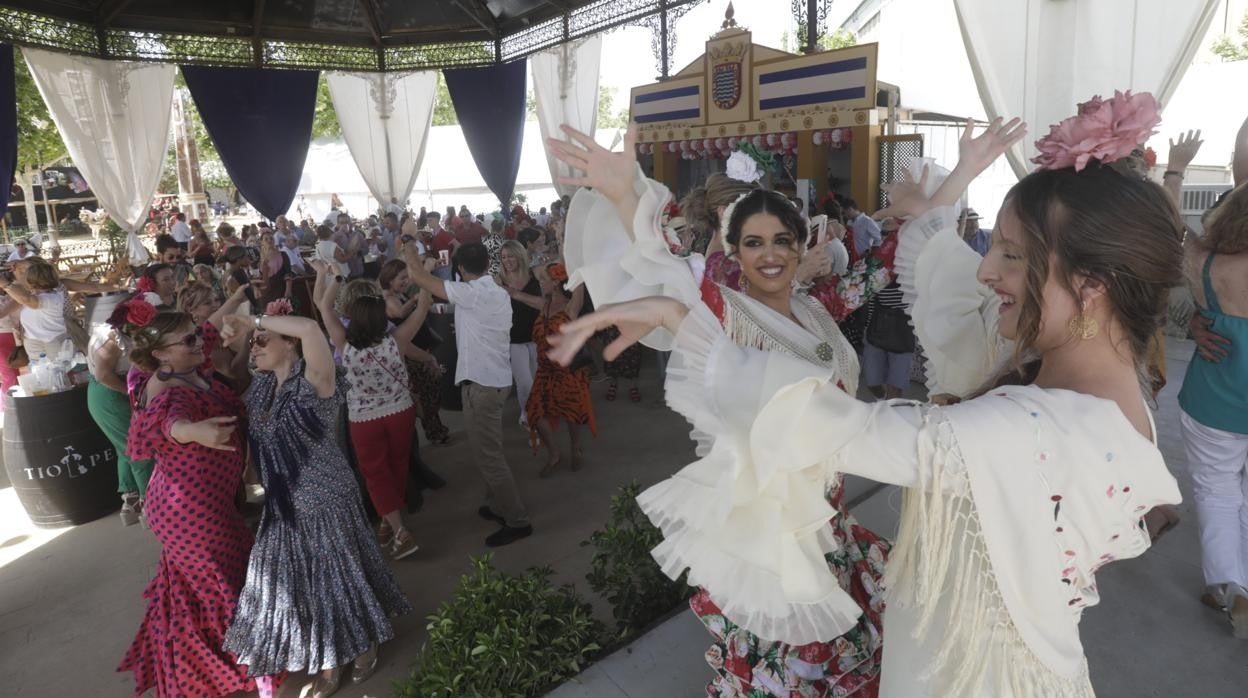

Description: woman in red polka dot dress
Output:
[116,305,255,697]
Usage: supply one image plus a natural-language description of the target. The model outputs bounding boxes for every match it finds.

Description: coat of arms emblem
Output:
[709,41,747,110]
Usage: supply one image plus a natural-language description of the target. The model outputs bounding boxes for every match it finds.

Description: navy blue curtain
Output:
[180,65,318,220]
[0,45,18,217]
[443,60,527,210]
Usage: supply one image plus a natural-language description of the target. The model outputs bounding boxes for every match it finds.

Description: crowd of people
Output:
[0,189,653,696]
[2,88,1243,697]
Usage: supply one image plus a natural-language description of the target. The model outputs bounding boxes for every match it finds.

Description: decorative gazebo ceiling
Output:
[0,0,701,71]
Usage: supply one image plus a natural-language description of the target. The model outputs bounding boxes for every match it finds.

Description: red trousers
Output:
[349,406,416,518]
[0,332,17,411]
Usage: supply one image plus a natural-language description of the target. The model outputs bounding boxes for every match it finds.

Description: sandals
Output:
[605,381,618,401]
[629,386,641,403]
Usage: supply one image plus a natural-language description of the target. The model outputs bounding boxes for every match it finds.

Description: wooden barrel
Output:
[3,386,119,528]
[80,291,134,332]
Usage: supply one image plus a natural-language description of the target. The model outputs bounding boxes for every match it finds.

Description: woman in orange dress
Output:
[526,263,595,477]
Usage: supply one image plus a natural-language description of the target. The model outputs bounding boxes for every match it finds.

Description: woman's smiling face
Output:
[735,212,801,296]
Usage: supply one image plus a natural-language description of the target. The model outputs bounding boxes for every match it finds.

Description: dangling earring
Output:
[1068,312,1098,340]
[738,275,750,293]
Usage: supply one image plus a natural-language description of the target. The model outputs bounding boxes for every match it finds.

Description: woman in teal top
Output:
[1177,182,1248,640]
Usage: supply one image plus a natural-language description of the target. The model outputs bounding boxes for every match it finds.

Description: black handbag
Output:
[567,345,595,372]
[866,295,916,354]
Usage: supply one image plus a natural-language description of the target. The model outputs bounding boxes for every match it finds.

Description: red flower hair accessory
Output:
[546,263,569,284]
[136,275,156,293]
[1032,90,1161,172]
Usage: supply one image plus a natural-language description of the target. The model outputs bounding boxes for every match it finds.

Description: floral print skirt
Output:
[692,480,890,697]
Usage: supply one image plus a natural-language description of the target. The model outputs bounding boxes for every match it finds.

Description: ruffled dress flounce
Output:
[223,363,411,677]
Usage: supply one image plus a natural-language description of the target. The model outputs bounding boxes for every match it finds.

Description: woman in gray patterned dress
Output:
[219,302,410,698]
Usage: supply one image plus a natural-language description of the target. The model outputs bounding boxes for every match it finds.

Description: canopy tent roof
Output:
[0,0,696,71]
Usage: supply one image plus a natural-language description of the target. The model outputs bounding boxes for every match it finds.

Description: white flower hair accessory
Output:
[725,151,764,184]
[718,191,752,254]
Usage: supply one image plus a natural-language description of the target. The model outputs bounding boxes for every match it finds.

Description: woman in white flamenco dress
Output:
[547,105,1183,697]
[558,132,888,696]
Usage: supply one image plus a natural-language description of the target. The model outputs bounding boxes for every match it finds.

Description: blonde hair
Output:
[681,174,759,242]
[500,239,529,270]
[23,259,59,291]
[176,284,214,313]
[1201,183,1248,255]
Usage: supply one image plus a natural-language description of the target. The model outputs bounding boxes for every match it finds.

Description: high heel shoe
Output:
[351,644,379,685]
[309,667,342,698]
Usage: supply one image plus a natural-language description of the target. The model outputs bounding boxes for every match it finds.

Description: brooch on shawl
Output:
[815,342,835,362]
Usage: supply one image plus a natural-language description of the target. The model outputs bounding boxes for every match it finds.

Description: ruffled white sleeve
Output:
[564,169,704,351]
[640,304,940,645]
[894,205,1012,397]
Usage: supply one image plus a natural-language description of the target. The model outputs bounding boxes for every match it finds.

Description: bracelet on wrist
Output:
[254,314,264,330]
[1163,170,1184,179]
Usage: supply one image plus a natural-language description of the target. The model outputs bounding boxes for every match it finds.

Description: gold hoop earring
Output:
[1068,314,1098,340]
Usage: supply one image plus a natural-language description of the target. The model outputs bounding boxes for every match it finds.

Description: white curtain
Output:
[22,47,174,235]
[326,71,437,209]
[954,0,1221,178]
[531,36,602,197]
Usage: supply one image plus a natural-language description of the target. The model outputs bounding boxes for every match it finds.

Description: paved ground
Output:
[2,339,1246,697]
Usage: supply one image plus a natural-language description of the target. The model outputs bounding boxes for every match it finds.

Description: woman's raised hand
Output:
[218,314,250,344]
[956,116,1027,176]
[1168,129,1204,171]
[547,124,639,206]
[547,296,688,366]
[875,164,933,220]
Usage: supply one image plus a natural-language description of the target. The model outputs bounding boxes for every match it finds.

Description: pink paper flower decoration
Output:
[1032,90,1161,172]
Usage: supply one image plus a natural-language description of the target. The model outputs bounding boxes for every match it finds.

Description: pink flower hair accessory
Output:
[1031,90,1161,172]
[264,298,293,316]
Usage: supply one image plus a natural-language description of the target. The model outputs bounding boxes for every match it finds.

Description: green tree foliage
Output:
[597,86,631,129]
[310,73,341,139]
[781,26,859,53]
[1212,11,1248,61]
[14,49,65,169]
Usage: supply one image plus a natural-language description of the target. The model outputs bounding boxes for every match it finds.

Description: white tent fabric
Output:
[22,47,174,243]
[954,0,1221,178]
[326,70,437,208]
[531,36,602,197]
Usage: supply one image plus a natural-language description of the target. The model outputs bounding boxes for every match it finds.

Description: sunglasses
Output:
[156,327,203,349]
[249,333,273,349]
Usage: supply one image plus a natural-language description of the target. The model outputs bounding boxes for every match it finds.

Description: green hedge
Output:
[396,483,694,697]
[583,482,694,639]
[395,555,604,698]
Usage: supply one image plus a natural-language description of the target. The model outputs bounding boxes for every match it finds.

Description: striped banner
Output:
[757,56,868,111]
[633,83,701,124]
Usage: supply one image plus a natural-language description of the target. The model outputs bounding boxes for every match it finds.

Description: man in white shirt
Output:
[843,198,882,257]
[403,241,532,547]
[533,207,550,228]
[169,212,192,250]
